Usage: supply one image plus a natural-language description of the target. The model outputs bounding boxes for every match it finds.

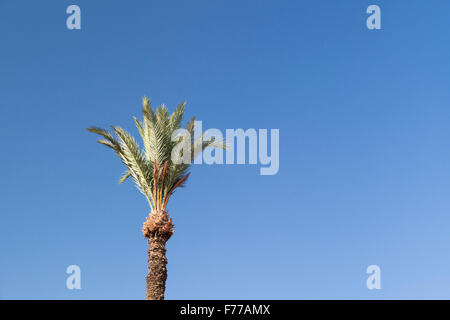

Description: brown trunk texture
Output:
[143,210,174,300]
[145,235,168,300]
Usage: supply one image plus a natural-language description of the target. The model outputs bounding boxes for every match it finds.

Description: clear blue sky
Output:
[1,0,450,299]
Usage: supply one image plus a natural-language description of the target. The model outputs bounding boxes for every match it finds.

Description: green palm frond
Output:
[87,96,224,212]
[111,126,154,207]
[169,102,185,132]
[118,170,132,184]
[87,127,121,152]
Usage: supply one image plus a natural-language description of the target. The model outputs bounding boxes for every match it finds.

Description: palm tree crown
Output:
[87,96,224,213]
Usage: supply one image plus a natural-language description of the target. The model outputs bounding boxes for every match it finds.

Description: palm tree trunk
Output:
[145,235,169,300]
[143,210,174,300]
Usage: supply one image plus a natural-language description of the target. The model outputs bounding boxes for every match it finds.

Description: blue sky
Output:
[1,0,450,299]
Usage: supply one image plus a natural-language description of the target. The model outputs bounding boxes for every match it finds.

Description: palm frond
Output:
[112,126,154,208]
[118,170,132,184]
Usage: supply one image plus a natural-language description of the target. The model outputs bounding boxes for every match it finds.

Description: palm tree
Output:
[87,96,224,300]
